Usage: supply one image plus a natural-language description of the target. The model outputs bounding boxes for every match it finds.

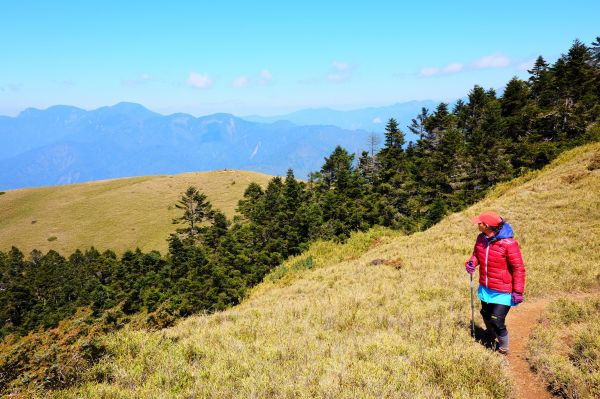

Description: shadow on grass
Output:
[472,324,497,350]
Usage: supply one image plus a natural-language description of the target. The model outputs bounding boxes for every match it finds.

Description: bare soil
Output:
[505,291,600,399]
[506,298,553,399]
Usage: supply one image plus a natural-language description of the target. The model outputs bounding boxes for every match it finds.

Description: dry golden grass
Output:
[54,143,600,398]
[528,297,600,398]
[0,170,272,255]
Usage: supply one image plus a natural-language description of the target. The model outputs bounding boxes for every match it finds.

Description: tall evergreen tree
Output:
[408,107,429,140]
[172,186,213,239]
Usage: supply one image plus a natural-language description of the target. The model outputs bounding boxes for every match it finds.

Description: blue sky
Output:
[1,1,598,117]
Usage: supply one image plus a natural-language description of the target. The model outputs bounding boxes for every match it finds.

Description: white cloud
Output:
[418,66,441,77]
[472,53,511,69]
[443,62,463,73]
[418,62,463,77]
[327,60,353,82]
[517,58,536,71]
[372,117,382,124]
[327,73,351,82]
[232,75,249,88]
[259,69,272,85]
[419,53,514,77]
[187,72,213,89]
[332,60,351,71]
[418,62,464,77]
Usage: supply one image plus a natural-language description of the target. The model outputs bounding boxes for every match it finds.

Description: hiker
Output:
[464,211,526,354]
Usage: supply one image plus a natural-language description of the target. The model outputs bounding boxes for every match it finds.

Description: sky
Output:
[1,1,598,117]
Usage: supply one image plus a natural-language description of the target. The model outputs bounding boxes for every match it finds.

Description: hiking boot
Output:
[497,333,509,355]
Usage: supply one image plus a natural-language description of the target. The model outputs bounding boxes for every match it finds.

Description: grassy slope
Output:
[0,170,272,255]
[57,143,600,398]
[528,297,600,398]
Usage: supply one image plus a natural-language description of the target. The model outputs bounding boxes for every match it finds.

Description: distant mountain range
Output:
[243,100,438,132]
[0,101,438,190]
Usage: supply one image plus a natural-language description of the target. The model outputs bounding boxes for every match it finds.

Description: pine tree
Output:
[172,186,213,239]
[237,182,264,224]
[408,107,429,140]
[377,118,406,181]
[383,118,405,149]
[528,56,554,107]
[591,36,600,67]
[422,103,452,150]
[320,146,355,191]
[501,77,529,118]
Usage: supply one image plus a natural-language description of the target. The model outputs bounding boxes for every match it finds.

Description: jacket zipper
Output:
[484,243,490,288]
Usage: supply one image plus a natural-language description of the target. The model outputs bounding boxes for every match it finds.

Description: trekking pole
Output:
[470,273,475,338]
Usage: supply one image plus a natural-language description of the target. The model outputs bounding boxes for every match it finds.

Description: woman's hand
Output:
[511,292,524,304]
[465,260,476,274]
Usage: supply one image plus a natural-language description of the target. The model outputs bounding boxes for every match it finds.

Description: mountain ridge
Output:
[0,103,379,189]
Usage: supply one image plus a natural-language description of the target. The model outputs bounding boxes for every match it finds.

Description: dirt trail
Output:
[506,291,599,399]
[506,298,553,399]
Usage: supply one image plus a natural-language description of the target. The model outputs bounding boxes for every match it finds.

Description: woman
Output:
[465,211,526,354]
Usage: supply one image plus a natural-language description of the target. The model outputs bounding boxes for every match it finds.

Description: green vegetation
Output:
[54,141,600,398]
[528,298,600,398]
[1,37,599,397]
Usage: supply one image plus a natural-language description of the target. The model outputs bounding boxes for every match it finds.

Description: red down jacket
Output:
[468,222,526,293]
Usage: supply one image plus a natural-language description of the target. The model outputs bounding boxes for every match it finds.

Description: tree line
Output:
[1,36,599,392]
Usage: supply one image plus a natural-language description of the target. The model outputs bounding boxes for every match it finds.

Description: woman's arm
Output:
[507,240,526,293]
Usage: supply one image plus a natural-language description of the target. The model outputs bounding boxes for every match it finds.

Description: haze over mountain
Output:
[0,99,441,190]
[0,102,383,190]
[244,100,438,132]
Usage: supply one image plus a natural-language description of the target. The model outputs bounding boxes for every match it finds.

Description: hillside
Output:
[55,143,600,398]
[0,170,272,255]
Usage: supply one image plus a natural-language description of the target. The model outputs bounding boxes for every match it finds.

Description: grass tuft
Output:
[528,297,600,399]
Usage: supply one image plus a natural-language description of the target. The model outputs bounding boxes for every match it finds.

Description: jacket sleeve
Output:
[507,240,526,293]
[468,235,482,266]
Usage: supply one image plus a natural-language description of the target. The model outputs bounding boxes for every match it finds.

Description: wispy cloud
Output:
[472,53,511,69]
[121,73,152,88]
[187,72,213,89]
[232,75,249,88]
[418,62,464,77]
[258,69,272,85]
[332,61,351,71]
[517,58,536,71]
[60,79,76,88]
[231,70,273,89]
[418,53,517,78]
[327,60,354,83]
[444,62,464,73]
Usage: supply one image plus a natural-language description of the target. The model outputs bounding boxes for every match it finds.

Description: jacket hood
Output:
[494,222,514,240]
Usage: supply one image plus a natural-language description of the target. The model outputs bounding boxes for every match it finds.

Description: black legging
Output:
[480,301,511,337]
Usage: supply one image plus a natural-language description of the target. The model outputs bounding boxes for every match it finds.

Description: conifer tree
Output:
[408,107,429,140]
[528,56,554,107]
[172,186,213,239]
[591,36,600,67]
